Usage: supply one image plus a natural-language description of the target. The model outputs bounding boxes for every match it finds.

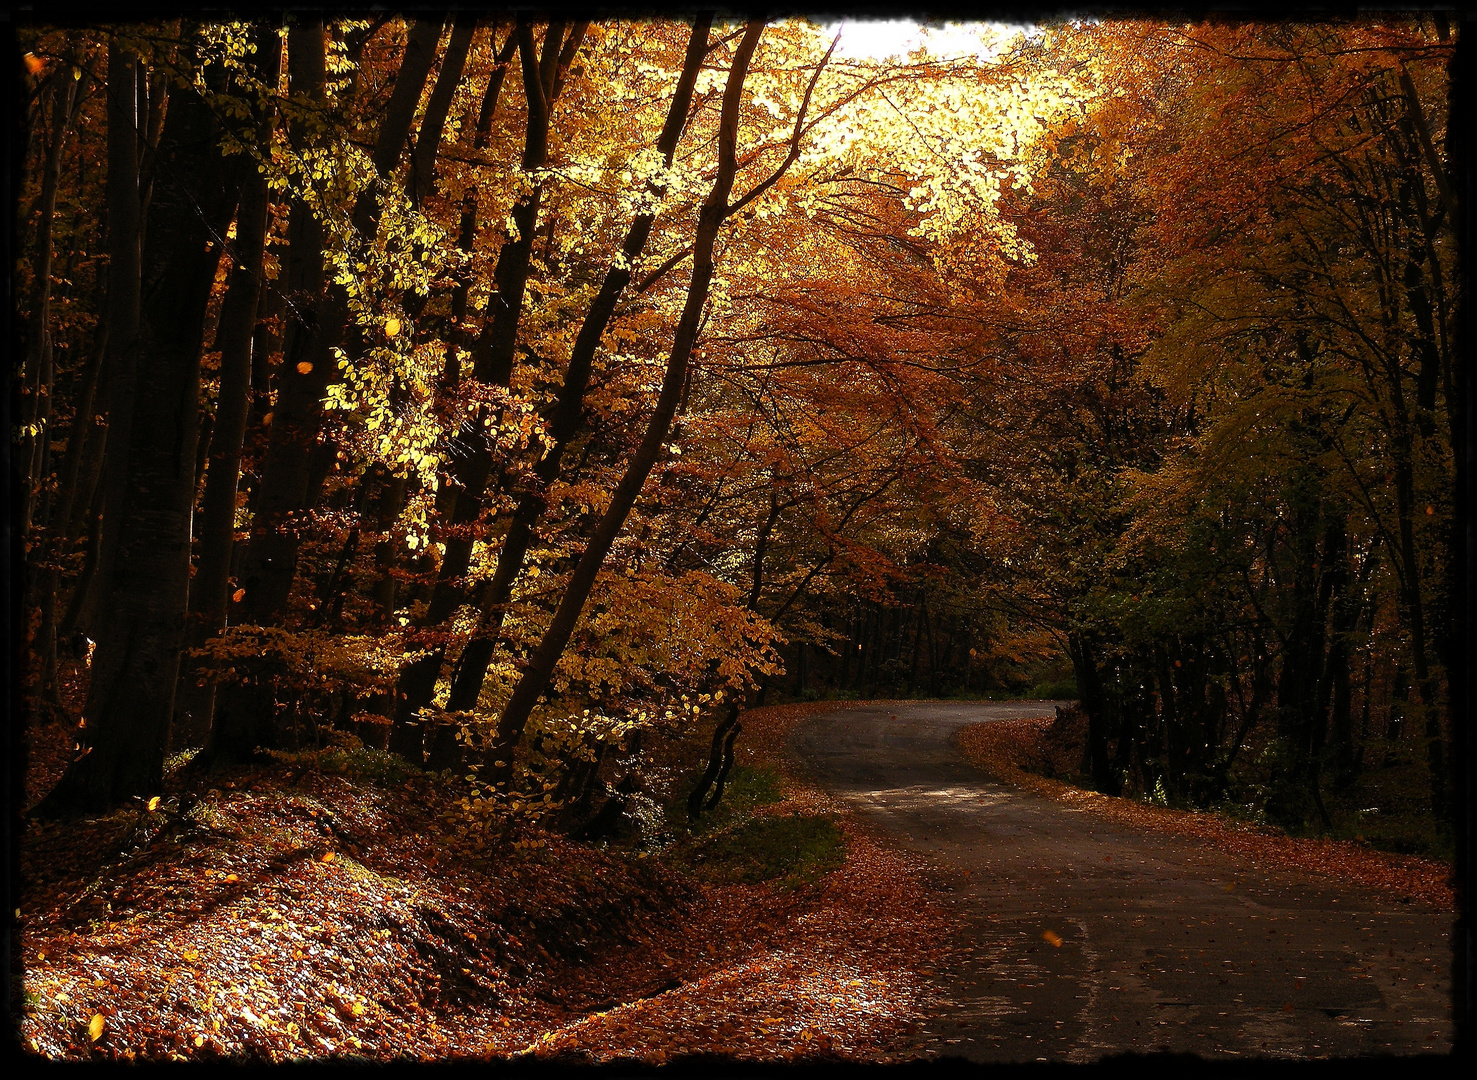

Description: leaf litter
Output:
[19,700,950,1063]
[956,715,1453,910]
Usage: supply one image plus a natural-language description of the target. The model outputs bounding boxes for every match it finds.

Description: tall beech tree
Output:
[36,28,246,815]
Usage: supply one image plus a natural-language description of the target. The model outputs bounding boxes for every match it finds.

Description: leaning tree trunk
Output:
[479,22,768,788]
[435,16,709,722]
[383,18,587,759]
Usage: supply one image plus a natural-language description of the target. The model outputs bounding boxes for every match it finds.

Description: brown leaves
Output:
[20,700,946,1064]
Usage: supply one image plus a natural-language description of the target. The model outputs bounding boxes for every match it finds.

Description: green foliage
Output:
[678,811,845,889]
[680,764,785,837]
[261,732,418,787]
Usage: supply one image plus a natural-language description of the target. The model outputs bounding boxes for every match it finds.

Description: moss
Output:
[677,812,845,889]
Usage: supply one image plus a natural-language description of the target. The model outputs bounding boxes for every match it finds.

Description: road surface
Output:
[788,702,1453,1061]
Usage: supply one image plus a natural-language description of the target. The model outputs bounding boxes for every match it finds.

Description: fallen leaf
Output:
[88,1014,105,1042]
[1042,930,1063,948]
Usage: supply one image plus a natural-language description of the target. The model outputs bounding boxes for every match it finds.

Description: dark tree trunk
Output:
[1070,632,1116,793]
[408,15,476,206]
[177,27,282,745]
[438,17,711,717]
[18,64,83,549]
[689,702,742,819]
[232,18,441,630]
[35,45,243,817]
[473,27,519,149]
[388,19,598,750]
[1441,25,1468,1055]
[88,43,143,651]
[689,479,779,815]
[481,22,766,783]
[205,19,335,768]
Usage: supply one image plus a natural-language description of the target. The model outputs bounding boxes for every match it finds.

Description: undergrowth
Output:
[661,764,846,890]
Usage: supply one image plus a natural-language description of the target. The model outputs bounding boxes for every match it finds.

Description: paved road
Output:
[788,702,1453,1061]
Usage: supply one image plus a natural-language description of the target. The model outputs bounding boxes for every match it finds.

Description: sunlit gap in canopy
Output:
[822,18,1039,63]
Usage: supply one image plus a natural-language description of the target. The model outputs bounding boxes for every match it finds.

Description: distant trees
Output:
[960,19,1458,829]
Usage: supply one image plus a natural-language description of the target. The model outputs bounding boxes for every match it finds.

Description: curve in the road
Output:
[788,701,1452,1061]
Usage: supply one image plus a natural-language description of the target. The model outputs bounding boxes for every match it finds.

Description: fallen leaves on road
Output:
[956,717,1453,910]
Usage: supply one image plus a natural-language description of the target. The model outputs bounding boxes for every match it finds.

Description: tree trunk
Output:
[408,15,476,206]
[436,16,710,716]
[481,21,767,782]
[18,65,83,550]
[176,26,283,745]
[232,18,441,630]
[35,44,243,817]
[473,27,519,148]
[386,20,594,751]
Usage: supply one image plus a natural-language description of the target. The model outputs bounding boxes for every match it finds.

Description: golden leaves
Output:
[88,1013,105,1042]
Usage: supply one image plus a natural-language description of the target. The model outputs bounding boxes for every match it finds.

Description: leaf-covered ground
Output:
[956,715,1454,910]
[18,701,951,1063]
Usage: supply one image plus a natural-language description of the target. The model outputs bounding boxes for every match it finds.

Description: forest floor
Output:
[18,696,1454,1063]
[16,699,954,1064]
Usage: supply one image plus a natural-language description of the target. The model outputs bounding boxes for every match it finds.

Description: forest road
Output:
[787,701,1452,1062]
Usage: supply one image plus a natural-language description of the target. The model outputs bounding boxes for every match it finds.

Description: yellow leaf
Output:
[385,318,401,338]
[297,361,313,375]
[194,1034,206,1048]
[321,851,336,863]
[147,796,161,812]
[183,950,199,961]
[88,1014,105,1042]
